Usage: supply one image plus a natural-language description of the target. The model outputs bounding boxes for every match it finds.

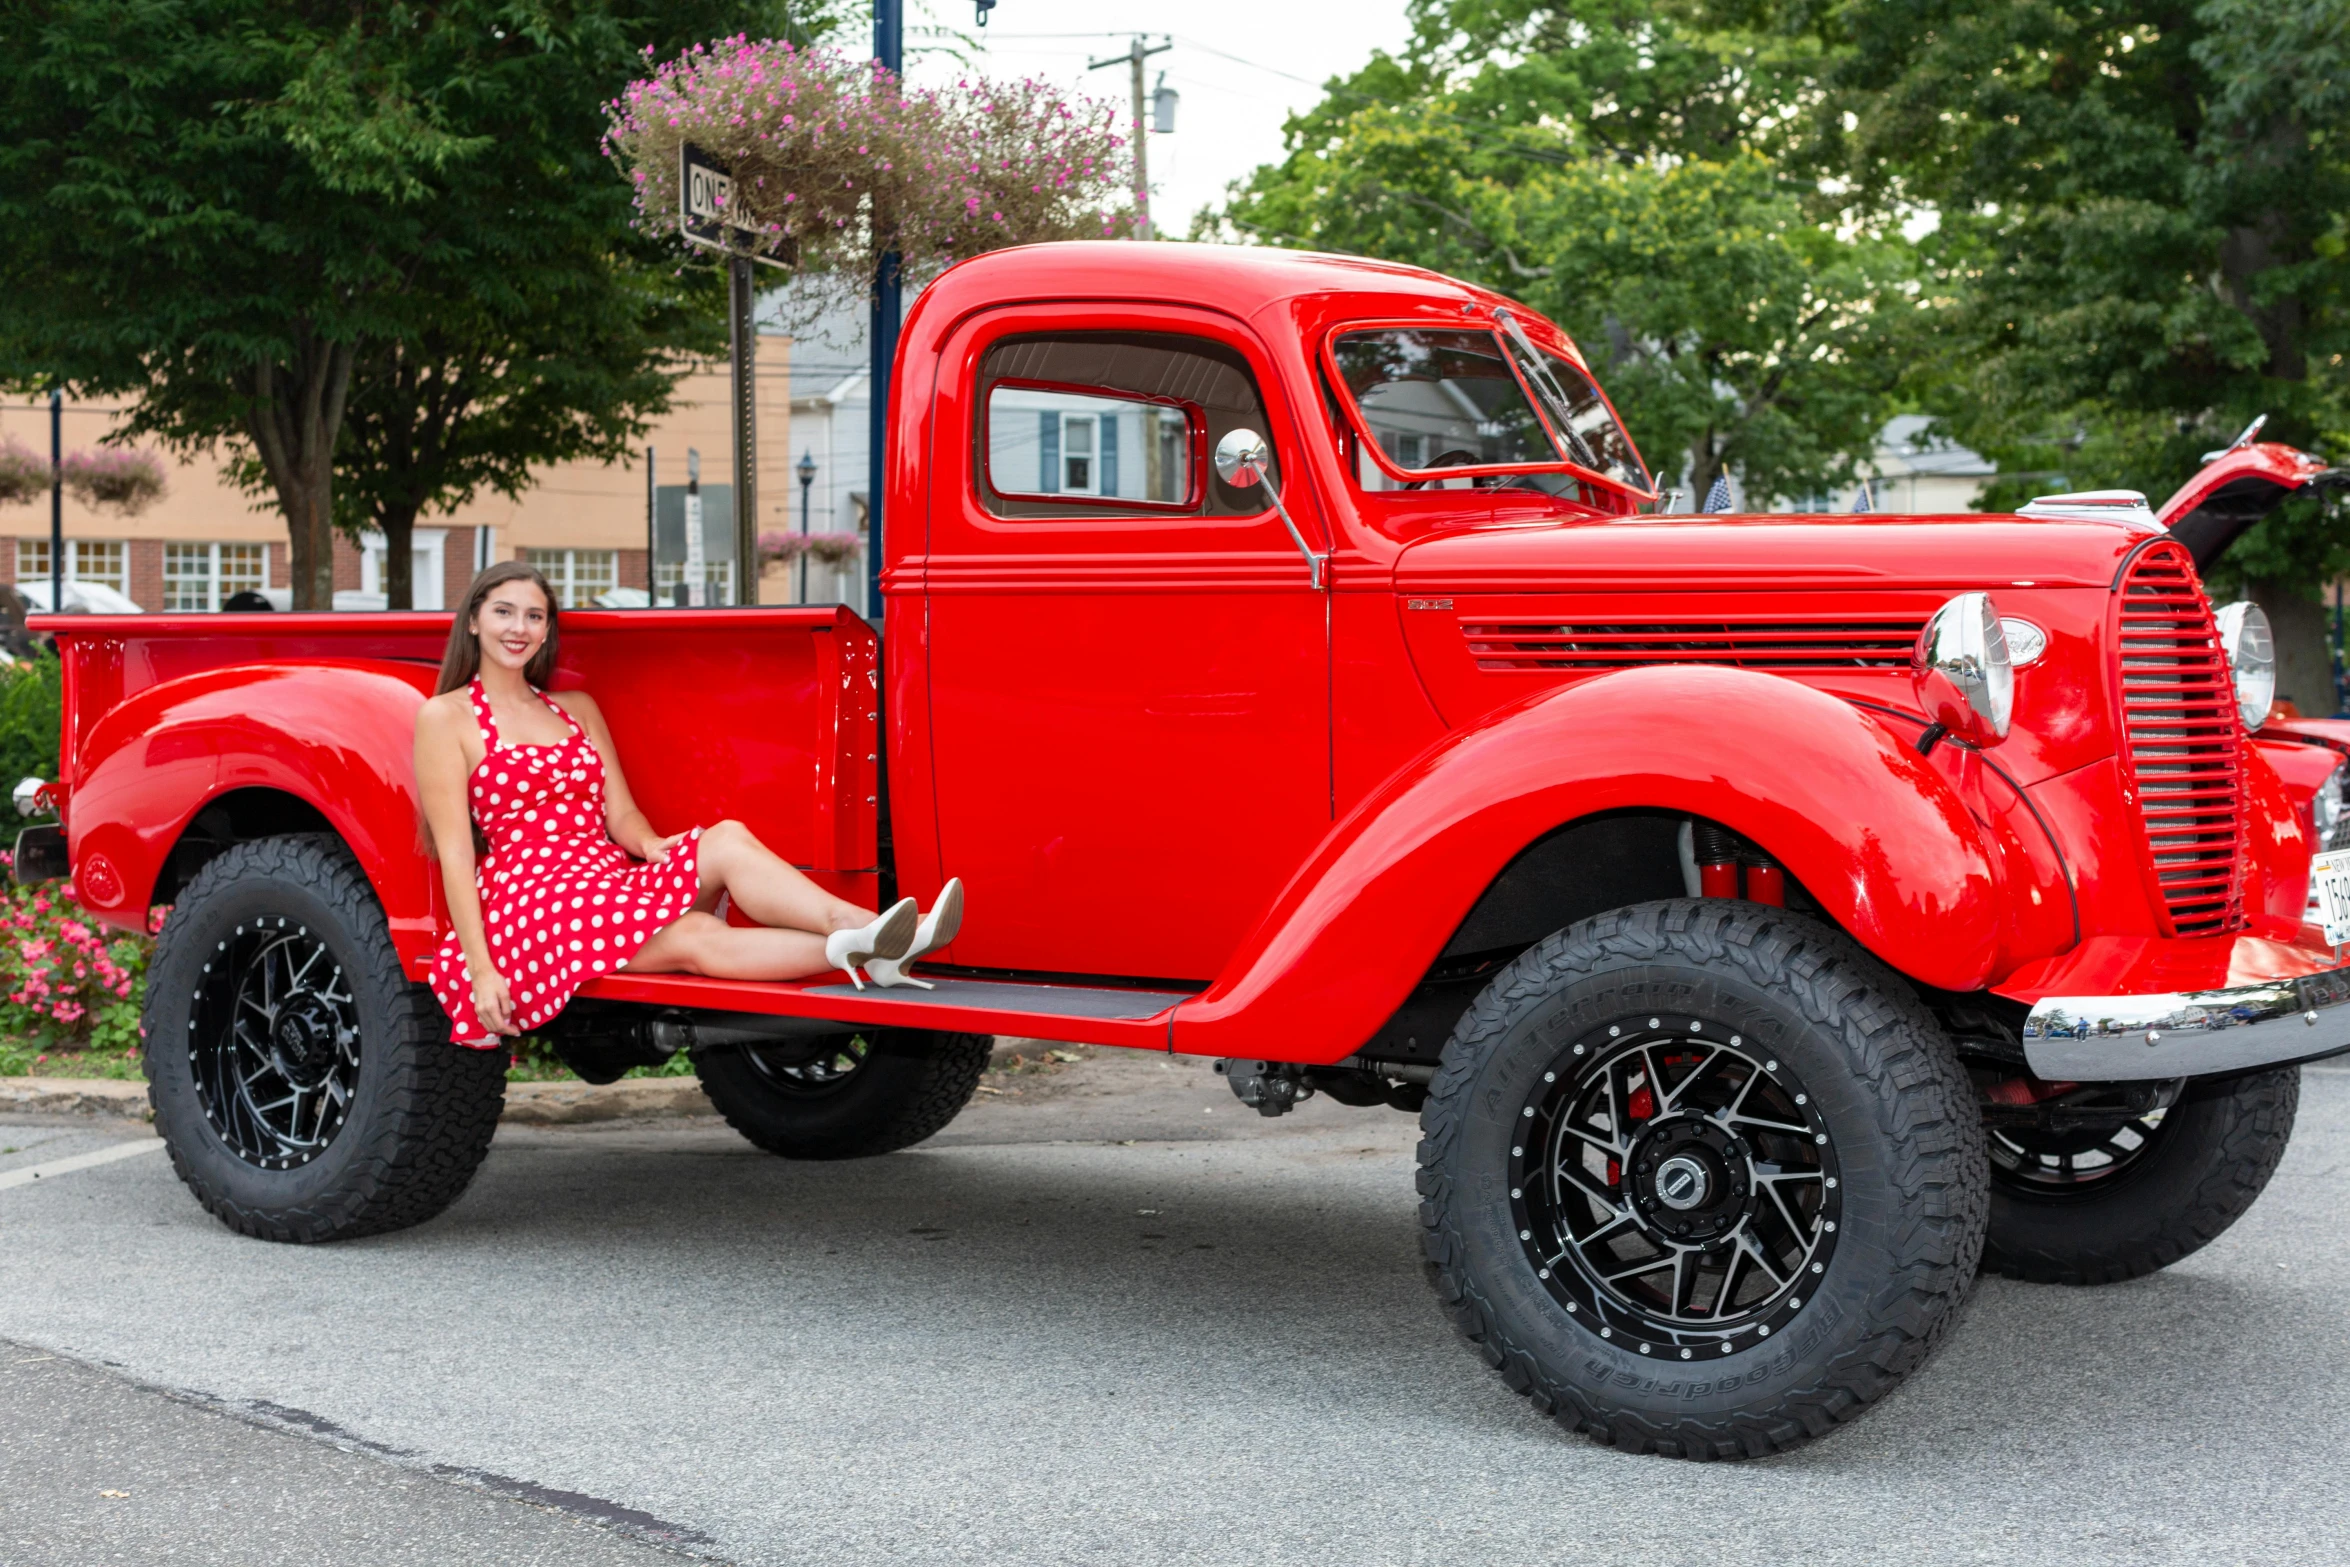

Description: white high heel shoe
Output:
[825,897,919,990]
[865,878,964,990]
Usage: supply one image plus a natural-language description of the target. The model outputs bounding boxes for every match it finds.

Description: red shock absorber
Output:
[1693,821,1741,899]
[1746,860,1786,906]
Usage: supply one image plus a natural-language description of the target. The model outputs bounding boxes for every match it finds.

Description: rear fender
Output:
[70,662,437,958]
[1170,666,2002,1063]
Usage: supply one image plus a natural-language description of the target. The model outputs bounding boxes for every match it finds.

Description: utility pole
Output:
[1089,36,1170,240]
[867,0,903,626]
[47,389,61,611]
[730,254,757,606]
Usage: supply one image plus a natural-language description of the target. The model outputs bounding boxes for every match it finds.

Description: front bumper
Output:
[2024,966,2350,1080]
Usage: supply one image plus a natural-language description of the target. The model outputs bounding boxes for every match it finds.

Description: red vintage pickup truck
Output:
[24,245,2350,1459]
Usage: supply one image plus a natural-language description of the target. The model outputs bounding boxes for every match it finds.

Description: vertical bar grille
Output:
[2116,541,2244,936]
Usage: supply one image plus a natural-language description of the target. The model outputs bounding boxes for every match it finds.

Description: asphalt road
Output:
[4,1053,2349,1567]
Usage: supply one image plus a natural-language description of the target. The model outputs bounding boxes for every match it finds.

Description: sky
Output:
[901,0,1419,239]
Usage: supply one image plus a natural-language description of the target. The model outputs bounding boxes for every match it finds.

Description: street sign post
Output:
[679,143,768,605]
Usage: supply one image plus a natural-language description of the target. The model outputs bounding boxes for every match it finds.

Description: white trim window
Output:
[523,548,620,609]
[359,529,448,610]
[162,542,267,611]
[17,538,126,592]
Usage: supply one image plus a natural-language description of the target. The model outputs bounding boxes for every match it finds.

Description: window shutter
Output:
[1101,413,1120,496]
[1039,412,1060,493]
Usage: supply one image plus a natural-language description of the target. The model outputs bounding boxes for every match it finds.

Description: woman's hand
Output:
[471,964,519,1036]
[643,830,689,864]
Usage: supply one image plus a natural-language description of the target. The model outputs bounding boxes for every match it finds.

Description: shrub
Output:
[0,855,147,1057]
[59,447,167,516]
[0,657,60,798]
[0,438,50,508]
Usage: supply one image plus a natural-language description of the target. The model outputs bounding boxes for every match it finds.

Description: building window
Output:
[523,548,620,609]
[161,542,268,611]
[17,538,127,592]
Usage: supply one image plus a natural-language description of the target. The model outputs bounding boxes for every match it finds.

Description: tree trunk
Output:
[244,322,354,611]
[2250,579,2337,717]
[380,502,417,611]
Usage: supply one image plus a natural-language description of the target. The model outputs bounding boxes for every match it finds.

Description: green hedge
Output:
[0,657,59,795]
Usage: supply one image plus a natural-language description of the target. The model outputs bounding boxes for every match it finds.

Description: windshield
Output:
[1330,329,1559,490]
[1493,312,1651,494]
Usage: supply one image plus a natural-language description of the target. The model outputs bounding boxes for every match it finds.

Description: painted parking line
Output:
[0,1138,165,1191]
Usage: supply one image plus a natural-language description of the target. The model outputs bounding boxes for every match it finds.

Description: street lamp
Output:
[796,449,818,604]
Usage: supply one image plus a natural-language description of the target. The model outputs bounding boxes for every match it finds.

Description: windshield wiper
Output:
[1493,309,1604,473]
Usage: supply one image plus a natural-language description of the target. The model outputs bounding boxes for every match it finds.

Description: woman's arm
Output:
[556,692,675,861]
[414,698,517,1035]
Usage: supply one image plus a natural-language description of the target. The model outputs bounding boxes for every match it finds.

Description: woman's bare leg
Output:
[691,819,875,935]
[624,911,836,981]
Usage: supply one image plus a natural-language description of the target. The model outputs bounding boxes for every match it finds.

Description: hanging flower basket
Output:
[0,439,50,509]
[759,530,863,569]
[605,38,1135,297]
[59,448,167,516]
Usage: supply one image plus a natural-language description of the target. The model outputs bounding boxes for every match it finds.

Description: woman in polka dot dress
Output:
[413,562,961,1047]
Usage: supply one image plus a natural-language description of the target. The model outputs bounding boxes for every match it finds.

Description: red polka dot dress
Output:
[430,679,704,1048]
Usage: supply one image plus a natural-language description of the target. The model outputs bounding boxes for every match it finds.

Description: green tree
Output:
[1210,1,1918,505]
[1816,0,2350,704]
[0,1,839,609]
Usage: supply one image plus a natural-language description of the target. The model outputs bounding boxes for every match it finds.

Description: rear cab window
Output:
[976,334,1277,519]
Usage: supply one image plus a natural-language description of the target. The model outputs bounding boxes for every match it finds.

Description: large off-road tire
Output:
[143,835,506,1242]
[694,1028,991,1159]
[1418,900,1988,1459]
[1982,1067,2298,1285]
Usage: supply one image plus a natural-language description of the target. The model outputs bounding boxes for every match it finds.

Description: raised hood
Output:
[1392,508,2159,597]
[2156,440,2348,570]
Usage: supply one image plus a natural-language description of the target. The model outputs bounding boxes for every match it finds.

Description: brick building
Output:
[0,330,810,612]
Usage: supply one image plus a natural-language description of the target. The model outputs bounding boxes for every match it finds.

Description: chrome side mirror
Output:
[1214,427,1273,488]
[1212,428,1325,590]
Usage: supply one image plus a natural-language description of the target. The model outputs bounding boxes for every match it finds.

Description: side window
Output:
[976,333,1275,519]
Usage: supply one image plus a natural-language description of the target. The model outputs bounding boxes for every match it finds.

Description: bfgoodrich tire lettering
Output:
[1983,1067,2297,1285]
[695,1028,991,1159]
[1418,899,1988,1459]
[143,835,505,1242]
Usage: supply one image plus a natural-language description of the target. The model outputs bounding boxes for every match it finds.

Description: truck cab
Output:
[29,243,2350,1459]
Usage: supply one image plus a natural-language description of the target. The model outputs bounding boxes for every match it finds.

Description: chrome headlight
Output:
[2317,762,2346,850]
[1913,591,2013,744]
[2214,601,2276,729]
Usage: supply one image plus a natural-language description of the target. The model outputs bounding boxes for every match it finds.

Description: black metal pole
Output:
[867,0,902,627]
[730,252,758,607]
[48,388,62,610]
[644,445,656,609]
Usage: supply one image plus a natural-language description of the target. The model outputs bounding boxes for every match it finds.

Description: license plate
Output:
[2314,849,2350,945]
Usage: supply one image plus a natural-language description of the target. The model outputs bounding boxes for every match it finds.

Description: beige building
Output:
[0,330,834,613]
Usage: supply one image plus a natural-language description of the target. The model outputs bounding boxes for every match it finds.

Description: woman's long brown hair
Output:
[437,560,560,695]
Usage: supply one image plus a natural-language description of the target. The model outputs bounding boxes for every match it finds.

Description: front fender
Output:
[71,662,437,957]
[1170,665,2002,1063]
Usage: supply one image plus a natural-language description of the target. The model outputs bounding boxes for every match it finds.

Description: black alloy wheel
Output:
[1982,1068,2299,1285]
[695,1027,993,1160]
[144,834,507,1242]
[187,918,362,1169]
[1419,899,1987,1459]
[1519,1022,1839,1359]
[1987,1105,2174,1193]
[741,1033,871,1095]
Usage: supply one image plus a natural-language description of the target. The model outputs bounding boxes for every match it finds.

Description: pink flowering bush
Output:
[0,437,50,509]
[604,37,1135,302]
[59,447,167,516]
[0,854,148,1071]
